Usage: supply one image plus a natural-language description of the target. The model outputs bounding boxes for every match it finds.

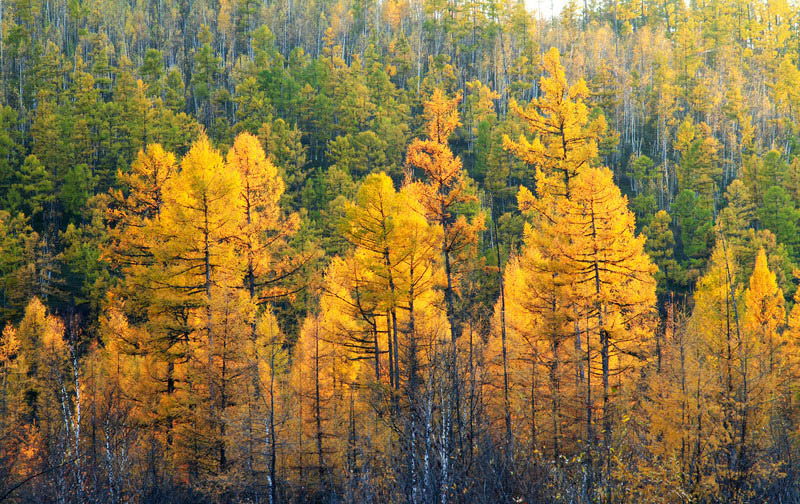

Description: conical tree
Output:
[502,47,656,499]
[504,46,607,203]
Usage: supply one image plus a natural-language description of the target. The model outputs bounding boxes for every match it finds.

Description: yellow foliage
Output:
[505,47,607,204]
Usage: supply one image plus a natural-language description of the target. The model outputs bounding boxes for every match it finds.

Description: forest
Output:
[2,0,800,501]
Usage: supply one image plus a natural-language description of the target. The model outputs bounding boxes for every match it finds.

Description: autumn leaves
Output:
[490,47,658,500]
[102,132,299,486]
[6,45,789,503]
[96,47,659,499]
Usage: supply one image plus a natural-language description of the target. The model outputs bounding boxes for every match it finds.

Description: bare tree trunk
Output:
[267,347,277,504]
[387,311,395,390]
[493,220,513,459]
[720,231,746,498]
[424,346,434,503]
[71,347,84,504]
[407,280,419,503]
[440,359,450,504]
[441,218,462,495]
[314,318,325,484]
[585,313,594,502]
[589,199,610,504]
[550,337,560,459]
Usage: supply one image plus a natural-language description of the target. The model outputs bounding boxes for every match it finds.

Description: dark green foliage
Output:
[758,186,800,257]
[643,210,684,296]
[0,211,40,324]
[60,164,97,224]
[7,155,54,230]
[672,189,714,282]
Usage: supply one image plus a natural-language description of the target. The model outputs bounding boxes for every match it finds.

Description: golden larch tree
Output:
[504,46,607,203]
[406,88,484,345]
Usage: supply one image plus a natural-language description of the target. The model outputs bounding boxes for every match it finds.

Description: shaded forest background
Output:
[3,0,800,501]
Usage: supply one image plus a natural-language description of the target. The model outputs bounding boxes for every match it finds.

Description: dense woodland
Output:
[4,0,800,502]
